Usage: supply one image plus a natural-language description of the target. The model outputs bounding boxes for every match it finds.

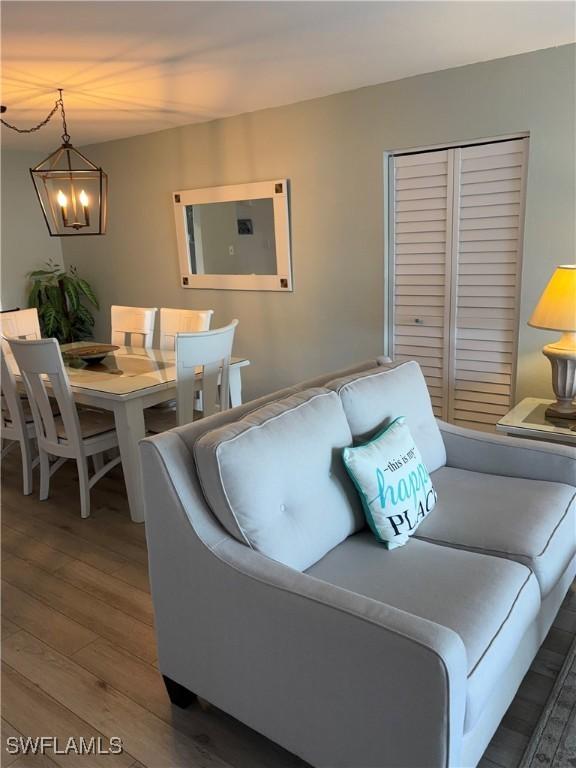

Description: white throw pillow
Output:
[342,417,437,549]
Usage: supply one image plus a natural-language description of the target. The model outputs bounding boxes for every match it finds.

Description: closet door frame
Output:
[385,132,529,417]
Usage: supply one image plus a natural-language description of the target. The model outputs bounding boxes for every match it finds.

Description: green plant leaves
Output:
[76,278,99,309]
[26,262,99,343]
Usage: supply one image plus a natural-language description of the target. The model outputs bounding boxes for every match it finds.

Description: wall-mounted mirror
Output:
[174,179,292,291]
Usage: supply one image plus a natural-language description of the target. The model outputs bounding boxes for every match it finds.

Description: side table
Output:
[496,397,576,447]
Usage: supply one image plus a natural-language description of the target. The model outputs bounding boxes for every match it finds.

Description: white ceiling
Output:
[2,1,574,150]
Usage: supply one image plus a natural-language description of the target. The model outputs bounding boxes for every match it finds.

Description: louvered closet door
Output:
[448,139,527,431]
[391,150,453,419]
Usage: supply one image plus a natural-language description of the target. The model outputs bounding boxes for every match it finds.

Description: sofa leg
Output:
[163,676,197,709]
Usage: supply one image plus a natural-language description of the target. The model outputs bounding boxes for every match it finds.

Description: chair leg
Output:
[39,450,51,501]
[19,438,34,496]
[77,458,91,519]
[163,676,196,709]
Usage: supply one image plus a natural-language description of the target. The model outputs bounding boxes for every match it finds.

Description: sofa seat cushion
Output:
[194,388,364,571]
[417,467,576,597]
[306,533,540,731]
[326,361,446,473]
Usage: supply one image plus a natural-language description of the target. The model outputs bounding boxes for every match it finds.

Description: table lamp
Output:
[528,264,576,418]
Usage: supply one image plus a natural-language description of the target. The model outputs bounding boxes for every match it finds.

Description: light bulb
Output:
[57,190,68,207]
[79,190,89,206]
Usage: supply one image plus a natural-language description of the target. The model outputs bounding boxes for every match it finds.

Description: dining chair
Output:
[7,337,121,518]
[1,346,39,495]
[159,308,214,351]
[0,308,41,340]
[145,320,239,432]
[176,320,239,426]
[111,305,157,349]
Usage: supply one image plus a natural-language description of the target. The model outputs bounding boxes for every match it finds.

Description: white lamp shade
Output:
[528,265,576,332]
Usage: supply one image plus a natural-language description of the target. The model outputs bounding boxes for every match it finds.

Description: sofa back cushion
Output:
[194,388,364,570]
[327,361,446,473]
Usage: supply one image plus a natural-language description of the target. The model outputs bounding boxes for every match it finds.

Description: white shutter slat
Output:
[397,296,445,307]
[397,187,448,202]
[460,216,520,231]
[397,176,449,190]
[460,240,518,252]
[456,379,510,395]
[458,317,515,330]
[461,203,520,219]
[396,162,447,179]
[395,150,449,167]
[462,139,525,158]
[460,179,522,196]
[458,286,515,298]
[397,242,446,254]
[459,274,516,286]
[393,153,451,419]
[396,254,446,265]
[457,390,511,406]
[461,166,522,184]
[461,152,523,172]
[459,251,517,264]
[454,409,504,425]
[460,191,520,207]
[396,231,446,243]
[456,338,514,352]
[396,198,446,212]
[397,275,445,286]
[457,349,512,363]
[396,209,446,222]
[454,400,509,416]
[397,286,445,297]
[460,228,518,241]
[396,220,447,233]
[396,264,445,275]
[459,262,516,275]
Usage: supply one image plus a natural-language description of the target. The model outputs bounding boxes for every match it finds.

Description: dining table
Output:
[9,342,250,524]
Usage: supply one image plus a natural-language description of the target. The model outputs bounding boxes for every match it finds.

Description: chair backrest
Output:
[159,308,214,351]
[0,308,41,341]
[0,346,28,436]
[111,305,157,349]
[176,320,239,426]
[7,337,83,455]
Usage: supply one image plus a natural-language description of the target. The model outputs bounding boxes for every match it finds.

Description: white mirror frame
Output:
[173,179,292,292]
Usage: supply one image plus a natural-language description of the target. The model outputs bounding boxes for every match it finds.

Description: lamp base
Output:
[545,402,576,420]
[543,338,576,421]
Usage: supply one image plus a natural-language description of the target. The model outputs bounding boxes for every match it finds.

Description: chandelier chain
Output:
[1,89,70,141]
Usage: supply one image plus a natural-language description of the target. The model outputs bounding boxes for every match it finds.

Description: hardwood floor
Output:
[1,452,574,768]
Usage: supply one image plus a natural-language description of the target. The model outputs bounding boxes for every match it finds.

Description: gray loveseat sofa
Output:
[141,360,576,768]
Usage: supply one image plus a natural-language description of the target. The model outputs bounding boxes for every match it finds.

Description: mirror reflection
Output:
[185,199,277,276]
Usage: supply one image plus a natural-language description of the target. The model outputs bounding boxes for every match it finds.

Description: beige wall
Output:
[1,150,64,310]
[62,44,575,402]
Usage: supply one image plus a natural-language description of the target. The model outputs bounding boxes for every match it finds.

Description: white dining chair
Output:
[176,320,239,426]
[1,346,39,495]
[159,308,214,351]
[111,305,157,349]
[145,320,239,432]
[0,308,41,340]
[7,337,122,518]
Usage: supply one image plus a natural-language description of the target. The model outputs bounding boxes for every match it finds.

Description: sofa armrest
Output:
[437,419,576,486]
[141,434,468,768]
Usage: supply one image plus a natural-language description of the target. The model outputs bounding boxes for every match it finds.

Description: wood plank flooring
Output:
[1,452,574,768]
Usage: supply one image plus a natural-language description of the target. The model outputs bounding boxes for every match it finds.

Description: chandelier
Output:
[1,90,108,236]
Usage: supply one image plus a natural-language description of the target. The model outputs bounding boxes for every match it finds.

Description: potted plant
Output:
[27,260,99,344]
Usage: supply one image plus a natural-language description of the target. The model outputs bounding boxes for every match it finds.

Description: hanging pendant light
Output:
[2,90,108,236]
